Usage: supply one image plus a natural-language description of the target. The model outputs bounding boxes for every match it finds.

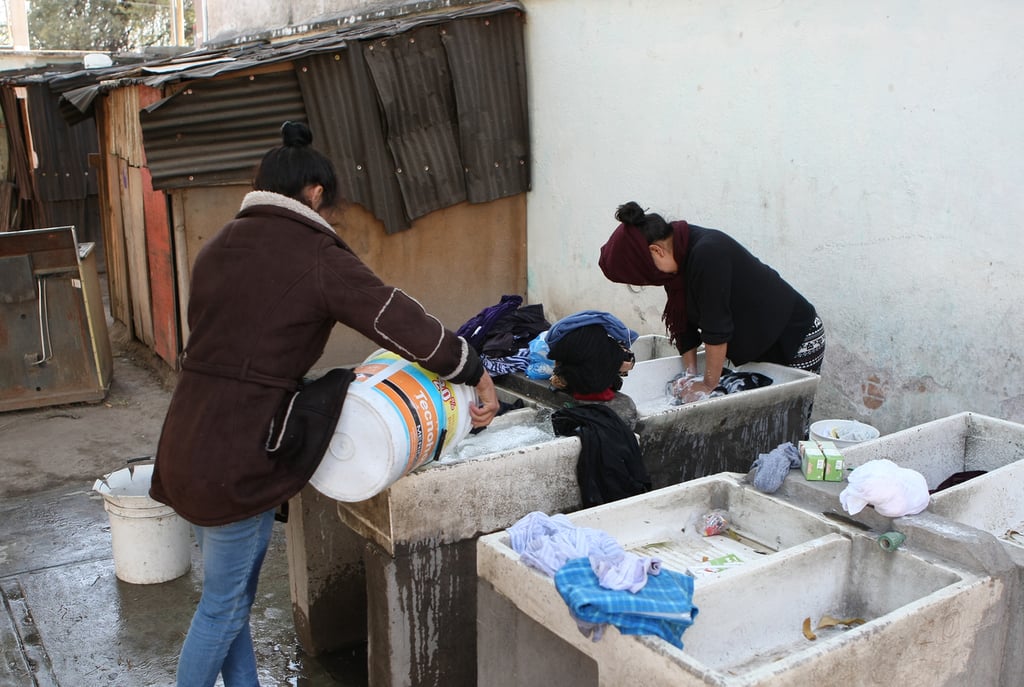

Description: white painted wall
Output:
[201,0,1024,433]
[522,0,1024,433]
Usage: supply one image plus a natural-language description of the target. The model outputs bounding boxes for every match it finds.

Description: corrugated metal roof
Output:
[139,69,307,189]
[39,1,528,234]
[135,2,528,233]
[53,1,524,117]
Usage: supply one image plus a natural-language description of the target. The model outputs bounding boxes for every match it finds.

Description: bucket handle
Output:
[125,455,154,479]
[94,455,155,492]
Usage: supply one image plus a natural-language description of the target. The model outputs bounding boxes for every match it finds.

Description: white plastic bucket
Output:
[809,419,881,449]
[92,462,192,584]
[309,349,478,502]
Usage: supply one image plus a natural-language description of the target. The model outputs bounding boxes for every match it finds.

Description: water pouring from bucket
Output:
[308,350,478,502]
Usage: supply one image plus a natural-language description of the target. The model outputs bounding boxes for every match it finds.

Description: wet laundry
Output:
[555,557,699,649]
[551,404,651,508]
[456,294,524,350]
[930,470,987,494]
[507,512,696,648]
[548,325,633,397]
[546,310,638,350]
[667,368,773,405]
[747,441,801,494]
[839,459,930,518]
[507,511,658,588]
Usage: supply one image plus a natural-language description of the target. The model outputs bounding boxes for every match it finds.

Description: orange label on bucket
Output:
[355,354,464,474]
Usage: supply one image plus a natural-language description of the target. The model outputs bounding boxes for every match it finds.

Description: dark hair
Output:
[615,201,672,244]
[252,121,339,209]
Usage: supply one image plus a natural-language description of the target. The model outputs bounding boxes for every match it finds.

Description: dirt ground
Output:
[1,322,177,501]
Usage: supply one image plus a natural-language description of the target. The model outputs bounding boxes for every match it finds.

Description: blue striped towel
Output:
[554,557,699,649]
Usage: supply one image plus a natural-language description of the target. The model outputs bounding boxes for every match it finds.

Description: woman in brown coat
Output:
[152,121,498,687]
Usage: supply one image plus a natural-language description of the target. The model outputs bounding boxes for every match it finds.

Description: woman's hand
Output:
[469,371,500,428]
[670,374,716,404]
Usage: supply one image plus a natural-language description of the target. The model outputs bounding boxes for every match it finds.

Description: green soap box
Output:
[799,441,825,481]
[817,440,846,482]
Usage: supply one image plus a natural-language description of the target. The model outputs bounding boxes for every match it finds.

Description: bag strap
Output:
[265,391,300,452]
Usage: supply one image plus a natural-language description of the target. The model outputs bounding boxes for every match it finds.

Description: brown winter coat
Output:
[151,192,483,526]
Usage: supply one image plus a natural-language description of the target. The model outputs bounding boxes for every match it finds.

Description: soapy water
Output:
[438,412,556,463]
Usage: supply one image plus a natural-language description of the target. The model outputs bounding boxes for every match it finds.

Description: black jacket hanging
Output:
[551,404,651,508]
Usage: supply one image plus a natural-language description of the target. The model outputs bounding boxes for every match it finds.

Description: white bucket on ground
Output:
[92,462,192,584]
[309,349,478,502]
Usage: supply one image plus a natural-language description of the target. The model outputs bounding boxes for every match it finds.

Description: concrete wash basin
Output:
[337,404,580,556]
[833,411,1024,553]
[477,473,1002,687]
[496,334,819,487]
[839,411,1024,488]
[330,400,589,687]
[617,350,819,485]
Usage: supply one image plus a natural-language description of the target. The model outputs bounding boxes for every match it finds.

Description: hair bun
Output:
[615,201,646,225]
[280,121,313,147]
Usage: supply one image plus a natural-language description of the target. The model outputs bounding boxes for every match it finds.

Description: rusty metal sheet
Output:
[297,47,411,234]
[0,226,110,412]
[139,70,307,189]
[442,9,530,201]
[0,255,35,303]
[24,83,99,202]
[364,26,467,221]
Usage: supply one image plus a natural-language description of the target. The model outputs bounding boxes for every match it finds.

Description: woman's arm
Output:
[701,342,728,389]
[682,348,699,375]
[681,343,727,397]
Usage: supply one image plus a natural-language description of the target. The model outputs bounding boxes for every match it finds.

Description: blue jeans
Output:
[176,508,276,687]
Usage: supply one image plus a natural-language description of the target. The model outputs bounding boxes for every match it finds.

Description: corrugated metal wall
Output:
[135,4,529,235]
[296,47,410,234]
[140,67,307,189]
[0,81,104,247]
[442,10,530,202]
[364,25,469,221]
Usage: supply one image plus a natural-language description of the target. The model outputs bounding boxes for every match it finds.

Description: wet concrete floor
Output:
[0,323,368,686]
[0,485,368,686]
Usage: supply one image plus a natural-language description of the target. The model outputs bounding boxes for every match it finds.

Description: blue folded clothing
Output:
[554,557,699,649]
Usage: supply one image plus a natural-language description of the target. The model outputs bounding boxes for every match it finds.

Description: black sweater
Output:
[679,225,816,366]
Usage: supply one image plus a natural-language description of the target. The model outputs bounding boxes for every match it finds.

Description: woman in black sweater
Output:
[599,201,825,398]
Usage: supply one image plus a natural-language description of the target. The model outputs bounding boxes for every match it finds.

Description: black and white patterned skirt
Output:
[789,316,825,374]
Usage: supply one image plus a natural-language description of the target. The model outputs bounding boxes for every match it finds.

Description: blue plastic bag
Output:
[525,331,553,380]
